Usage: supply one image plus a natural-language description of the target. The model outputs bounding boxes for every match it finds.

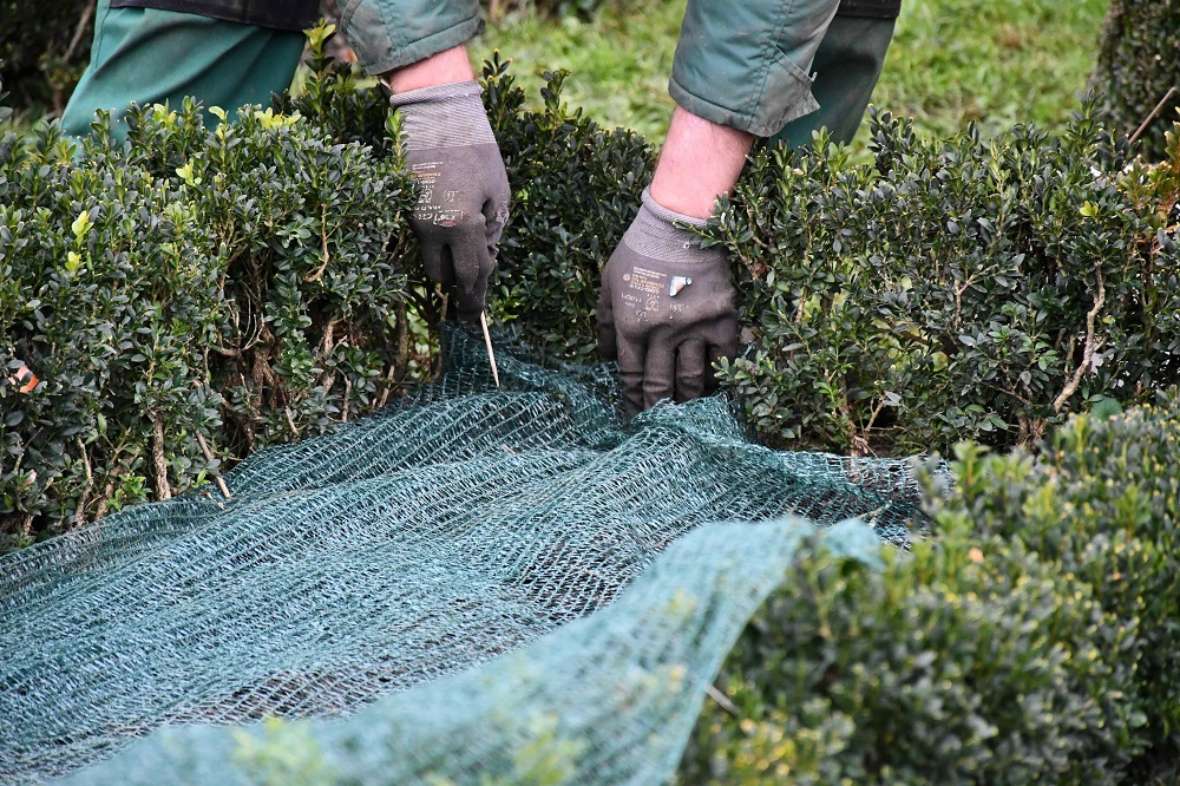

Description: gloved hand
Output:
[390,80,510,320]
[597,188,739,412]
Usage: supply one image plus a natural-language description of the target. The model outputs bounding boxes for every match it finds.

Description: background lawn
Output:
[474,0,1110,149]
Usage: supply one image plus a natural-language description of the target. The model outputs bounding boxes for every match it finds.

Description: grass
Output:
[474,0,1110,147]
[472,1,683,140]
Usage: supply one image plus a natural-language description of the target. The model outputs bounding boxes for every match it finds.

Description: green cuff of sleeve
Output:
[348,13,484,75]
[668,61,821,138]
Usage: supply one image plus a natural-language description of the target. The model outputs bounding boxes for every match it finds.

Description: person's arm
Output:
[669,0,841,137]
[649,106,754,219]
[595,108,750,412]
[384,44,475,93]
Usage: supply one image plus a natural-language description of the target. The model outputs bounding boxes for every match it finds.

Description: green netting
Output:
[0,328,925,785]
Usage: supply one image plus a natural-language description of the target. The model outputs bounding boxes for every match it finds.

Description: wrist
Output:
[388,80,495,151]
[621,188,725,267]
[384,45,475,94]
[649,107,753,219]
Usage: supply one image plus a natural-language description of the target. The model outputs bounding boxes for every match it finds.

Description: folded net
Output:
[0,329,921,785]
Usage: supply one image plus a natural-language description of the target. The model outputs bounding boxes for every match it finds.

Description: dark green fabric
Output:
[838,0,902,19]
[669,0,842,137]
[97,0,482,77]
[109,0,318,32]
[771,13,897,147]
[670,0,897,139]
[61,0,303,139]
[340,0,482,75]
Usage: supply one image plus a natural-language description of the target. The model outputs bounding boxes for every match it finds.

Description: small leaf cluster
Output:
[0,54,417,546]
[483,55,654,362]
[703,109,1180,455]
[681,392,1180,784]
[274,23,393,154]
[1090,0,1180,162]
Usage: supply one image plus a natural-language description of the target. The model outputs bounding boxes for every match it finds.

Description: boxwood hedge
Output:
[680,391,1180,784]
[6,30,1180,543]
[0,34,418,547]
[0,36,653,547]
[705,112,1180,456]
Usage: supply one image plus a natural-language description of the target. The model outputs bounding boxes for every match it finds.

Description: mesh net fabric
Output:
[0,328,925,785]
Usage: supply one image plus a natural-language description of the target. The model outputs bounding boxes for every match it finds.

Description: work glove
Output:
[390,80,510,321]
[597,188,739,413]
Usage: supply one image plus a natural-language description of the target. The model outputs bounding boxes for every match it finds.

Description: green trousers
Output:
[60,0,305,139]
[62,3,894,147]
[773,13,897,147]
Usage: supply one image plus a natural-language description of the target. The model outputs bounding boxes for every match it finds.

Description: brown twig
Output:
[74,437,93,525]
[317,319,339,393]
[195,432,232,499]
[1129,86,1179,146]
[64,0,97,63]
[305,204,332,282]
[284,407,300,439]
[1053,266,1105,413]
[151,414,172,500]
[705,684,740,717]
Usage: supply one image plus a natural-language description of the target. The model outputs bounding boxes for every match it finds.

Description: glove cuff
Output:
[622,188,722,266]
[389,80,497,150]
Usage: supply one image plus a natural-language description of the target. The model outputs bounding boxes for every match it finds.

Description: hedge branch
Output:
[1053,266,1105,413]
[151,414,172,500]
[63,0,96,63]
[705,684,739,717]
[1129,86,1179,145]
[306,204,332,282]
[195,432,232,500]
[74,438,93,525]
[284,407,300,439]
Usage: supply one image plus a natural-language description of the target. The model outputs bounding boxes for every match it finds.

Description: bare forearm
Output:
[384,45,475,93]
[649,107,754,220]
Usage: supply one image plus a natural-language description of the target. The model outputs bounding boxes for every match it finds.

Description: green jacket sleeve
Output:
[669,0,842,137]
[339,0,483,75]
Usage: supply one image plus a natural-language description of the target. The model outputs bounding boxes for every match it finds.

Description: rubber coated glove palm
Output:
[390,80,510,320]
[597,188,739,412]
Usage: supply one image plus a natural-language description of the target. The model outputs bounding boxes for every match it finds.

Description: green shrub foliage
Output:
[681,536,1136,786]
[484,56,653,361]
[1091,0,1180,162]
[927,393,1180,777]
[0,36,654,546]
[7,39,1180,541]
[0,36,418,546]
[681,392,1180,784]
[704,111,1180,455]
